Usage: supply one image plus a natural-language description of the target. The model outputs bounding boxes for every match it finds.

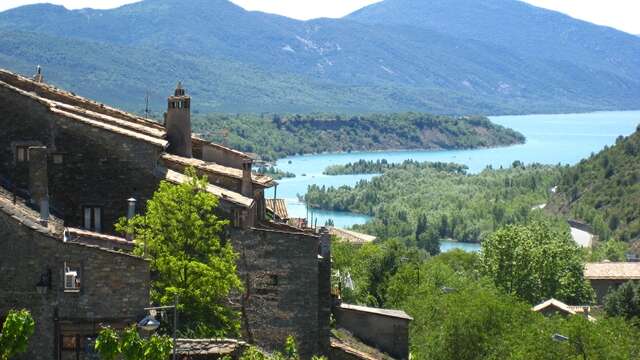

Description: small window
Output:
[16,146,29,162]
[64,262,81,292]
[53,154,64,164]
[61,335,78,350]
[83,206,102,232]
[269,274,279,286]
[233,210,241,228]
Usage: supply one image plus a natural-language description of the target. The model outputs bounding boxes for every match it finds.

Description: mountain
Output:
[549,125,640,243]
[0,0,639,114]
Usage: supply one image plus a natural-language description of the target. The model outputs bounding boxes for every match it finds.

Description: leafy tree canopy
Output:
[95,326,172,360]
[116,168,243,336]
[0,309,35,360]
[481,220,593,305]
[604,281,640,322]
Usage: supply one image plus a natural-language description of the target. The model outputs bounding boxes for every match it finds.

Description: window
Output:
[15,146,29,162]
[269,274,279,286]
[61,335,78,350]
[53,154,64,164]
[83,206,102,232]
[63,262,81,292]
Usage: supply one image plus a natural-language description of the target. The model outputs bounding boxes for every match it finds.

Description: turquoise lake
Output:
[266,111,640,252]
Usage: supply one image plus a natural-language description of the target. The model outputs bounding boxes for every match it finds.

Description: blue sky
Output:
[1,0,639,34]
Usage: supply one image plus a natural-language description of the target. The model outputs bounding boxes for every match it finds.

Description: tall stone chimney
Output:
[164,82,192,157]
[28,146,49,224]
[241,159,253,198]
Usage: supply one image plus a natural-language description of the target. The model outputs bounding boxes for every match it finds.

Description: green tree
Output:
[117,168,243,336]
[604,281,640,321]
[0,309,35,360]
[481,221,593,304]
[142,335,173,360]
[120,327,145,360]
[416,214,440,256]
[95,327,173,360]
[94,327,120,360]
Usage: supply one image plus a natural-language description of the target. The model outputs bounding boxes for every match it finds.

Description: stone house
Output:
[0,170,150,359]
[584,262,640,304]
[0,68,331,357]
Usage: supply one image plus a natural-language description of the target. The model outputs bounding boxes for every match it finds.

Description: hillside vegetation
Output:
[192,113,524,161]
[549,125,640,242]
[0,0,639,113]
[306,161,561,244]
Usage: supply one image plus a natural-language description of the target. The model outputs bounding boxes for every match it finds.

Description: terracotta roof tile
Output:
[175,338,246,356]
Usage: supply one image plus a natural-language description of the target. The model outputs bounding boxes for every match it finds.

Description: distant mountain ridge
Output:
[0,0,639,114]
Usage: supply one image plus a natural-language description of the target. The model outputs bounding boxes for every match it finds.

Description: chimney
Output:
[241,159,253,198]
[33,65,44,83]
[126,198,137,241]
[165,82,192,157]
[28,146,49,225]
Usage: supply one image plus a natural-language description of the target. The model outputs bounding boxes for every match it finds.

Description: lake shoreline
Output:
[270,111,640,249]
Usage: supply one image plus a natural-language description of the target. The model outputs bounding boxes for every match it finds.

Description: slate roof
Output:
[162,153,274,188]
[175,338,247,356]
[65,228,133,246]
[266,198,289,220]
[340,303,413,321]
[0,68,272,191]
[0,185,142,259]
[157,167,254,208]
[0,69,168,148]
[329,227,377,245]
[584,262,640,280]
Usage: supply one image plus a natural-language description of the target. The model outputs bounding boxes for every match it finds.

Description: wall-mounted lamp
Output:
[36,268,52,295]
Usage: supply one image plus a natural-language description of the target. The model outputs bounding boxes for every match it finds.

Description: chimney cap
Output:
[174,81,186,96]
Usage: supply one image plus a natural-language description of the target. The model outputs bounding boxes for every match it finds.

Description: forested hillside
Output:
[549,125,640,242]
[192,113,524,161]
[306,161,561,244]
[1,0,639,113]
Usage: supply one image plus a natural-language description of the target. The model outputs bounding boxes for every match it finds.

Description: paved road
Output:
[570,226,593,248]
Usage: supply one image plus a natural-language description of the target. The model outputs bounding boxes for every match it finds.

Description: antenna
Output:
[144,91,150,119]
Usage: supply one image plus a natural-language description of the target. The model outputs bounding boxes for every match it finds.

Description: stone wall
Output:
[230,227,320,357]
[0,203,150,360]
[200,142,249,169]
[0,86,163,233]
[590,279,626,304]
[334,306,411,360]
